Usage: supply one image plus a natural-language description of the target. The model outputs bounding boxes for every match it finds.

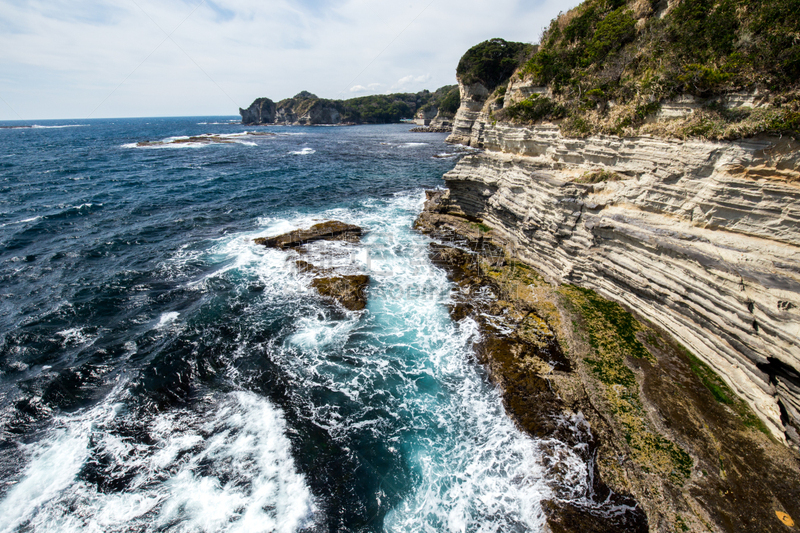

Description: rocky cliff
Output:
[423,3,800,530]
[440,0,800,453]
[444,74,800,450]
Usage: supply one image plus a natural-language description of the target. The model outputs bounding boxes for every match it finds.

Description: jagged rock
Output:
[409,126,453,133]
[254,221,362,249]
[311,275,369,311]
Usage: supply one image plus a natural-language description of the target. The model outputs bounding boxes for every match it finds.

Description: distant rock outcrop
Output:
[240,86,458,130]
[239,98,275,125]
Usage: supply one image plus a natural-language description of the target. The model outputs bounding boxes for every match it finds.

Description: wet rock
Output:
[255,221,362,249]
[311,275,369,311]
[543,500,648,533]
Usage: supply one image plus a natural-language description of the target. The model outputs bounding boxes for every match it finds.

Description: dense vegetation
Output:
[268,86,459,124]
[456,38,533,92]
[418,85,460,118]
[497,0,800,139]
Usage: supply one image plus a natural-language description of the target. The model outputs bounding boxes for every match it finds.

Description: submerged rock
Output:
[254,221,362,249]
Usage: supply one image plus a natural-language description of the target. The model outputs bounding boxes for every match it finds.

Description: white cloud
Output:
[0,0,581,119]
[397,74,431,85]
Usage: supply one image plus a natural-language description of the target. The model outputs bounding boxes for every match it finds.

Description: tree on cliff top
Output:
[456,38,533,91]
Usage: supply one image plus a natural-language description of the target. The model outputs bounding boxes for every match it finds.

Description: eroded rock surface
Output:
[256,223,368,311]
[239,98,276,125]
[295,260,369,311]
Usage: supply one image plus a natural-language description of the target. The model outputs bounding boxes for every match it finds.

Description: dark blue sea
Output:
[0,118,588,532]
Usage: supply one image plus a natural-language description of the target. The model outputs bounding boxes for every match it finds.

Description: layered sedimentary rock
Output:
[443,80,800,449]
[447,82,491,145]
[417,192,800,532]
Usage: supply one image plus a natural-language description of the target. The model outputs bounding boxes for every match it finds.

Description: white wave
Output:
[155,312,180,329]
[122,132,267,150]
[243,191,568,531]
[0,215,42,227]
[0,390,316,533]
[289,314,361,350]
[30,124,89,130]
[56,327,96,346]
[157,189,594,531]
[398,142,429,148]
[69,203,100,210]
[289,147,315,155]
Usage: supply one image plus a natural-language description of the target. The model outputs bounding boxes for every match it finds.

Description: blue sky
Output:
[0,0,580,120]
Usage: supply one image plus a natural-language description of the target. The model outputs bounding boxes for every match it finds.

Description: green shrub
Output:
[504,95,566,123]
[575,170,624,183]
[438,87,461,116]
[583,7,636,65]
[507,0,800,139]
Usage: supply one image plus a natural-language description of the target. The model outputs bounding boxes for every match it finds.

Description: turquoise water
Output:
[0,119,589,532]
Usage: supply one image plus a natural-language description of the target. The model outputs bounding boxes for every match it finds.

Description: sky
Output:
[0,0,581,120]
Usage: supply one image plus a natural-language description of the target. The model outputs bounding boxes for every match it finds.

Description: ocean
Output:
[0,118,589,532]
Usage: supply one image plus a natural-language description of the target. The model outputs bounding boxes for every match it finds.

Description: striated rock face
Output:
[442,81,800,448]
[446,82,490,145]
[239,98,276,125]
